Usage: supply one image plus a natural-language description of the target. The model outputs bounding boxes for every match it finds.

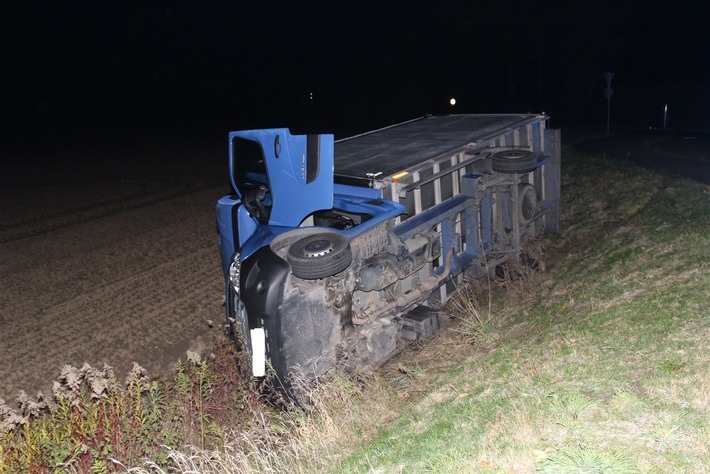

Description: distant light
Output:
[449,98,457,106]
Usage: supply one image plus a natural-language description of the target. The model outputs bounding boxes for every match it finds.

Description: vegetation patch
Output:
[0,338,255,473]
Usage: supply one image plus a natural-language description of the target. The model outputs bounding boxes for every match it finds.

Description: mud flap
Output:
[239,246,290,384]
[240,244,341,395]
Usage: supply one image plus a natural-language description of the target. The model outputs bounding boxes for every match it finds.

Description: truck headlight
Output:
[229,252,241,295]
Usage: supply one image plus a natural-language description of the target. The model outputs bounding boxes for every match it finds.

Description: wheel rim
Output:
[518,184,537,224]
[302,239,335,257]
[522,191,534,220]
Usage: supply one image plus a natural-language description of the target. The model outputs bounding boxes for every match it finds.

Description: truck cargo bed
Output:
[334,114,546,186]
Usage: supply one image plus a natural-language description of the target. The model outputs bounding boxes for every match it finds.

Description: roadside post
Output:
[663,103,669,128]
[604,72,614,133]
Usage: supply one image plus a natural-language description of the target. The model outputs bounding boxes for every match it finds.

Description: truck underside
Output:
[216,114,561,397]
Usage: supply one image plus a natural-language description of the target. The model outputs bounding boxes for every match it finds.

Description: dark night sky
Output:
[2,0,709,144]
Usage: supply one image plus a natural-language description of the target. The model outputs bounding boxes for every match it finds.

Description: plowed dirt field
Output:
[1,156,228,402]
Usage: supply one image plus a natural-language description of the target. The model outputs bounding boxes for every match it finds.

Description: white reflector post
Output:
[250,328,266,377]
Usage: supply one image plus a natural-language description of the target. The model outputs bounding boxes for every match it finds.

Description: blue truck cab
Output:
[216,115,561,395]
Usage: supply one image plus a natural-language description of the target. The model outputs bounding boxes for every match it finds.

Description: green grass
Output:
[1,146,708,473]
[328,149,710,473]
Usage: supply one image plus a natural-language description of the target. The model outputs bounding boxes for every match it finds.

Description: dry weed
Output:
[496,243,547,302]
[446,240,548,348]
[448,281,493,345]
[127,371,397,474]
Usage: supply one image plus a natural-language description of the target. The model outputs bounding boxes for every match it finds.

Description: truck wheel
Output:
[287,231,352,279]
[517,183,537,225]
[492,150,538,173]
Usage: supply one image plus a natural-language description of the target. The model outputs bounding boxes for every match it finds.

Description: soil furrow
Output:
[0,181,226,403]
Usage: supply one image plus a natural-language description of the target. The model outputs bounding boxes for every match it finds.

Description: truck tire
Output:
[517,183,537,225]
[492,150,538,174]
[287,231,352,279]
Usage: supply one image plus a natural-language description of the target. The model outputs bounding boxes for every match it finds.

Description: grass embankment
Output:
[331,153,710,473]
[2,147,708,473]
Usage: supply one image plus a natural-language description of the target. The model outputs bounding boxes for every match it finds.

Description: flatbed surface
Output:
[334,114,543,181]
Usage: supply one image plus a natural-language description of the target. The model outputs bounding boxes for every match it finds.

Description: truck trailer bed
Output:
[334,114,546,186]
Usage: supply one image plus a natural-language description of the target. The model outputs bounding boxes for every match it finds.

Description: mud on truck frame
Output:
[216,114,561,396]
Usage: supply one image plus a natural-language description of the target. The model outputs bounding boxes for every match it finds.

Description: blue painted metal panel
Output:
[236,205,258,248]
[229,129,335,228]
[215,195,239,278]
[239,224,297,260]
[333,183,381,199]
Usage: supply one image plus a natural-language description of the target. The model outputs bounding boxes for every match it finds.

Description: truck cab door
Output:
[229,129,334,228]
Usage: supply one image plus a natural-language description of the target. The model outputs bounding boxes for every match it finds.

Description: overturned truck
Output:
[216,114,561,392]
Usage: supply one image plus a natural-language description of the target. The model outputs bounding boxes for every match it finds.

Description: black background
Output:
[2,1,709,145]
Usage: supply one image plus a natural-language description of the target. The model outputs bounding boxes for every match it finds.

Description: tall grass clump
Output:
[124,370,399,474]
